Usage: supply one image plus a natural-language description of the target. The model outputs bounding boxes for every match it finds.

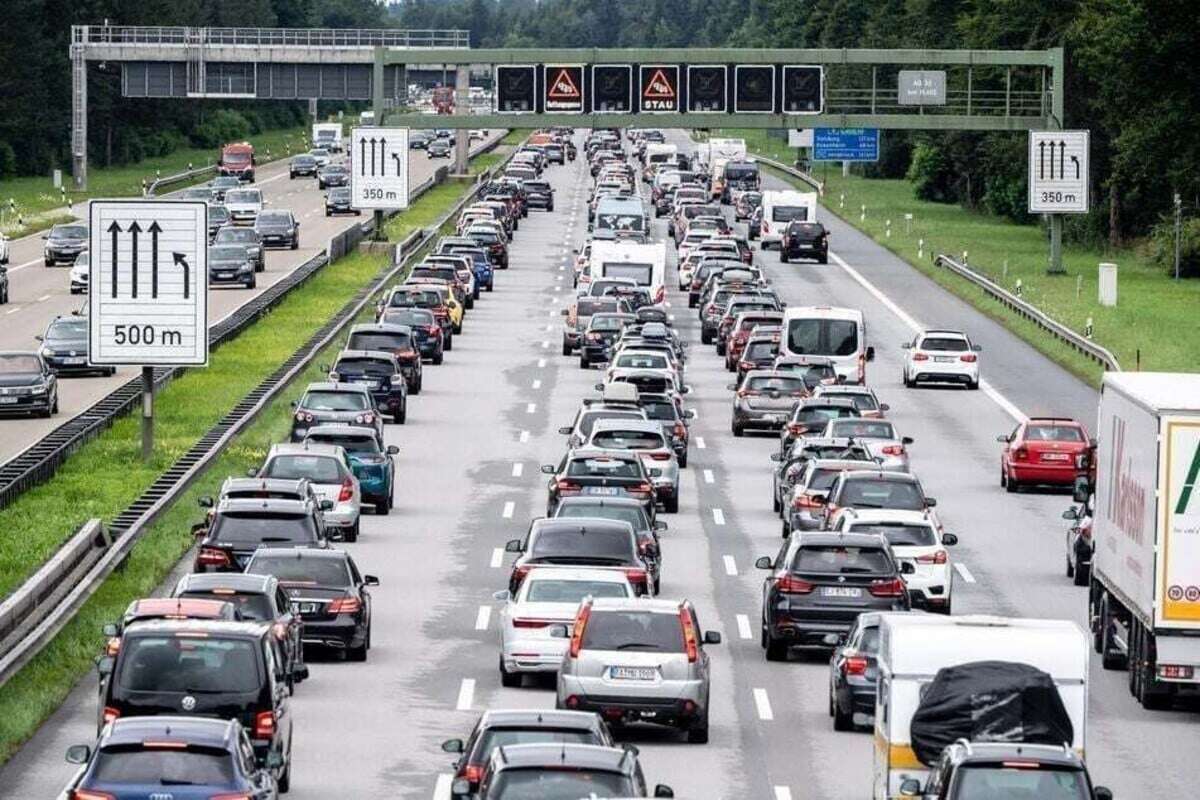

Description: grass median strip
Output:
[0,174,481,764]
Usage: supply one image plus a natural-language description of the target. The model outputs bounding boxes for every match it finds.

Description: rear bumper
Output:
[733,407,791,430]
[1009,463,1085,485]
[502,637,568,673]
[301,616,366,649]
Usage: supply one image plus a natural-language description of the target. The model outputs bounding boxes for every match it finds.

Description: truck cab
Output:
[906,741,1111,800]
[219,142,256,182]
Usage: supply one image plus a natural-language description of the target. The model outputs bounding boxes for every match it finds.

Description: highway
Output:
[0,135,500,469]
[1,130,1197,799]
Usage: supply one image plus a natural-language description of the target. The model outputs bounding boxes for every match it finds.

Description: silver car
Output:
[584,418,681,513]
[819,417,912,472]
[554,596,720,744]
[257,442,362,541]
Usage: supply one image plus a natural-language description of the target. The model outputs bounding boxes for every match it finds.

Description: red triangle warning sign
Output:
[644,68,676,100]
[548,68,581,100]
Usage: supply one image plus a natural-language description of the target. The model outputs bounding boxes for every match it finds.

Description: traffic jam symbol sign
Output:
[544,65,584,112]
[1028,130,1089,214]
[350,127,410,210]
[640,66,679,113]
[88,200,208,366]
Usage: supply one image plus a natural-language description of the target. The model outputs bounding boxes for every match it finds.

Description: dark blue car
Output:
[66,716,279,799]
[443,245,494,292]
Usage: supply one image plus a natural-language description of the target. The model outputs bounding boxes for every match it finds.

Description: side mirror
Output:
[65,745,91,765]
[879,403,890,411]
[1062,507,1079,521]
[726,383,737,391]
[995,434,1009,443]
[654,785,675,798]
[703,631,722,645]
[198,495,214,508]
[941,532,959,546]
[35,335,43,342]
[505,539,524,553]
[541,464,557,474]
[190,522,208,539]
[898,778,922,797]
[548,624,569,639]
[320,499,334,511]
[441,738,465,754]
[972,344,982,352]
[493,589,510,601]
[266,751,286,770]
[292,664,310,683]
[654,520,668,531]
[1089,437,1099,448]
[95,656,114,676]
[865,346,876,361]
[245,468,258,478]
[924,498,937,508]
[102,623,119,637]
[560,308,569,316]
[681,386,691,395]
[769,452,782,462]
[42,234,49,240]
[900,561,916,575]
[363,574,380,586]
[755,556,773,570]
[900,342,911,349]
[901,436,914,445]
[1073,476,1091,504]
[593,383,605,391]
[685,409,697,419]
[1094,788,1113,800]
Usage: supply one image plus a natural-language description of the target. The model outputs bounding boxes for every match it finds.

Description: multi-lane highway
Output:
[2,130,1197,799]
[0,137,498,468]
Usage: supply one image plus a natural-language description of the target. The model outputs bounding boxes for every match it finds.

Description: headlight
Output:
[29,382,47,394]
[239,263,252,272]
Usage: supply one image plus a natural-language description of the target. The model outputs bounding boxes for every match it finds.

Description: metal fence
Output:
[73,25,470,49]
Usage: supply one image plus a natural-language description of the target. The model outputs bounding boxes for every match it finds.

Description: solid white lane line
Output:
[774,788,793,800]
[954,562,977,583]
[490,547,504,568]
[4,307,19,315]
[433,773,453,800]
[511,462,524,478]
[736,614,753,639]
[526,402,537,414]
[455,678,475,710]
[502,501,515,519]
[703,469,715,484]
[475,606,491,631]
[532,379,541,389]
[723,555,738,576]
[519,430,530,443]
[712,508,726,526]
[696,436,707,449]
[753,688,774,721]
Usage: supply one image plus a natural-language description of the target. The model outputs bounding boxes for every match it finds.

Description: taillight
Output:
[843,655,868,676]
[960,353,978,363]
[512,618,553,628]
[787,423,807,435]
[880,445,905,456]
[556,479,581,493]
[629,482,653,497]
[427,324,441,336]
[102,706,121,725]
[105,636,120,656]
[738,360,753,372]
[253,710,276,739]
[210,794,253,800]
[461,763,484,784]
[911,353,929,361]
[72,792,115,800]
[791,493,821,509]
[1014,447,1029,461]
[858,354,866,383]
[197,547,231,567]
[868,578,906,597]
[776,575,814,594]
[648,452,672,460]
[736,388,758,398]
[1075,452,1090,469]
[511,564,531,587]
[654,286,665,304]
[679,607,699,663]
[761,221,768,233]
[569,602,592,658]
[915,551,948,565]
[673,423,687,439]
[337,478,354,502]
[328,596,362,615]
[624,567,648,590]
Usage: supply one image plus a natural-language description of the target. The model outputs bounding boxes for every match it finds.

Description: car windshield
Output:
[954,766,1091,799]
[556,504,648,532]
[330,188,351,200]
[208,207,229,221]
[348,332,411,351]
[530,528,632,559]
[258,212,291,224]
[919,336,969,352]
[589,316,628,333]
[828,420,897,439]
[209,246,247,261]
[47,319,88,338]
[300,390,367,412]
[294,156,315,165]
[566,457,642,479]
[246,555,352,587]
[263,455,343,483]
[211,512,317,545]
[52,225,88,239]
[91,748,236,785]
[216,228,257,243]
[225,190,261,204]
[589,429,665,450]
[1026,424,1085,442]
[525,579,630,602]
[335,358,393,376]
[488,770,630,798]
[467,229,499,244]
[118,635,261,693]
[839,479,925,510]
[0,354,41,373]
[792,545,892,575]
[306,434,379,455]
[580,610,685,652]
[178,590,273,621]
[787,319,859,357]
[849,523,937,547]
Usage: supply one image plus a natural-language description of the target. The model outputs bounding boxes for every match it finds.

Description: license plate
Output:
[934,356,955,363]
[821,586,862,598]
[1043,452,1071,461]
[63,357,86,365]
[0,397,17,405]
[218,272,233,279]
[763,414,782,423]
[354,379,377,387]
[585,486,620,496]
[298,602,319,614]
[610,666,656,680]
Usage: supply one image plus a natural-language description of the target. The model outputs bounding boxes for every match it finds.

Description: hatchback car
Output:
[780,220,829,263]
[208,243,257,288]
[778,397,861,454]
[328,349,408,424]
[0,351,58,417]
[779,456,875,536]
[290,153,319,178]
[821,417,913,472]
[213,225,265,271]
[541,448,658,519]
[902,329,981,389]
[828,612,884,731]
[580,313,637,368]
[998,417,1094,492]
[257,442,362,541]
[289,381,382,442]
[584,419,680,513]
[224,188,265,226]
[730,370,809,437]
[555,597,720,743]
[812,384,889,418]
[378,307,444,364]
[820,469,938,531]
[255,209,300,250]
[833,509,958,613]
[43,223,88,266]
[325,185,359,216]
[38,314,111,376]
[504,518,650,597]
[303,424,398,513]
[554,495,668,594]
[471,742,673,799]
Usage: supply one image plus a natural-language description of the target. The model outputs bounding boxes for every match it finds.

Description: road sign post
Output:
[1028,129,1089,274]
[88,199,208,461]
[350,127,410,213]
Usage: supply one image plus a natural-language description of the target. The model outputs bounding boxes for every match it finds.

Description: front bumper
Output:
[259,234,294,248]
[45,248,84,264]
[209,268,254,286]
[0,391,52,414]
[42,354,96,373]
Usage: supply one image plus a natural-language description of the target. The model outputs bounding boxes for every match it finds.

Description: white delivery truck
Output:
[759,190,819,248]
[311,123,343,153]
[874,614,1089,800]
[642,143,678,178]
[1089,371,1200,709]
[707,138,746,200]
[589,240,667,305]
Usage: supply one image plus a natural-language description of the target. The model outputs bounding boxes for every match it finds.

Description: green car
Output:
[303,424,397,513]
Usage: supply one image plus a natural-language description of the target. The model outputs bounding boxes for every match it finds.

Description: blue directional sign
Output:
[813,128,880,162]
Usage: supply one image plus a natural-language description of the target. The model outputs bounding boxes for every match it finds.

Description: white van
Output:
[643,143,678,176]
[780,305,873,384]
[589,240,667,305]
[760,190,818,247]
[874,614,1089,800]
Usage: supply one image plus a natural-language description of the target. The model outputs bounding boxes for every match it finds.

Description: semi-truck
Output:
[1088,371,1200,709]
[311,123,343,153]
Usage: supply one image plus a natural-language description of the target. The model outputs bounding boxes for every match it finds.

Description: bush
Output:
[190,109,252,149]
[906,140,957,203]
[1149,216,1200,278]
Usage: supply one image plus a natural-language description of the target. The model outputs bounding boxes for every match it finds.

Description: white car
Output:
[494,567,634,685]
[223,188,265,226]
[257,442,363,541]
[901,329,981,389]
[0,232,8,264]
[69,253,90,295]
[819,417,912,472]
[833,508,958,614]
[309,148,331,168]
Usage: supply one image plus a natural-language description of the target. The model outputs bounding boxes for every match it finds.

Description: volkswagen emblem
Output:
[181,695,197,711]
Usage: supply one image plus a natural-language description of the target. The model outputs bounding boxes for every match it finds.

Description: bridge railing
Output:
[73,26,470,49]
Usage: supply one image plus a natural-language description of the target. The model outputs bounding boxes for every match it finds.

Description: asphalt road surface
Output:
[2,130,1197,799]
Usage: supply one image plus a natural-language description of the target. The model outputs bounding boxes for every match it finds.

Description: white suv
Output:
[832,508,958,613]
[901,329,981,389]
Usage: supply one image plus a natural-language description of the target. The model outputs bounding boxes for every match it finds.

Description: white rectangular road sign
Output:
[350,127,410,210]
[88,200,208,366]
[1029,130,1089,214]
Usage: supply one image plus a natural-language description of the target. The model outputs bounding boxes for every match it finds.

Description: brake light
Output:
[512,618,553,629]
[396,349,418,359]
[648,452,672,460]
[1014,447,1029,461]
[776,575,814,594]
[328,596,362,615]
[512,564,531,586]
[843,655,868,676]
[102,706,121,725]
[761,221,769,233]
[569,601,592,658]
[197,547,231,567]
[427,324,441,336]
[461,763,484,784]
[655,285,665,304]
[629,482,653,497]
[791,493,822,509]
[868,578,906,597]
[556,479,581,493]
[739,360,753,373]
[337,478,354,503]
[911,353,929,361]
[915,550,948,565]
[880,445,905,456]
[210,794,252,800]
[253,710,276,739]
[960,353,978,363]
[679,607,699,663]
[787,423,807,434]
[737,388,758,398]
[624,568,648,590]
[858,353,866,383]
[72,792,115,800]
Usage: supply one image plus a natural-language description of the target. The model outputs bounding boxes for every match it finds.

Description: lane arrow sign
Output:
[107,220,122,298]
[1038,141,1046,180]
[128,220,142,299]
[1059,140,1066,181]
[391,152,404,176]
[148,221,162,298]
[172,252,190,299]
[369,138,378,176]
[1070,154,1081,179]
[378,137,387,177]
[359,137,367,176]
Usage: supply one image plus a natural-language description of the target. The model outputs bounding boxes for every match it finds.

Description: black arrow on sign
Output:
[173,252,190,299]
[107,220,122,298]
[1038,141,1046,180]
[378,137,387,176]
[1070,154,1080,180]
[1050,141,1058,179]
[1059,140,1066,182]
[369,138,378,176]
[128,220,142,299]
[391,152,404,176]
[148,221,162,298]
[360,137,367,176]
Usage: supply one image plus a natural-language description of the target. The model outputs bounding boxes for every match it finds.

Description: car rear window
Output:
[589,429,665,450]
[305,434,379,454]
[787,222,825,236]
[381,309,434,327]
[614,353,668,370]
[178,590,273,621]
[556,503,648,531]
[838,479,925,510]
[918,336,969,352]
[1025,424,1085,442]
[347,331,411,351]
[263,455,344,483]
[581,610,685,652]
[300,391,367,412]
[247,555,352,587]
[566,457,642,479]
[827,420,896,439]
[745,341,779,360]
[795,406,858,424]
[118,636,261,693]
[822,392,880,411]
[792,545,892,574]
[211,513,317,545]
[334,357,393,376]
[525,579,630,602]
[576,299,613,316]
[849,523,938,547]
[91,748,235,784]
[746,376,806,394]
[209,246,247,261]
[530,528,633,559]
[490,771,631,797]
[639,400,680,422]
[806,467,847,491]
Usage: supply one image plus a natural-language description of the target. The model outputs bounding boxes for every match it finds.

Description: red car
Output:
[998,417,1096,492]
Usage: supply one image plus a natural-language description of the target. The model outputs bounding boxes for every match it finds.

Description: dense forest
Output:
[390,0,1198,249]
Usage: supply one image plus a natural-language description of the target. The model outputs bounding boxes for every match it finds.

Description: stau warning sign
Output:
[544,65,584,112]
[640,65,679,113]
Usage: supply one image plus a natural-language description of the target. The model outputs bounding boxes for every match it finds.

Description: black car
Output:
[96,619,301,789]
[255,210,300,250]
[553,496,667,594]
[325,186,359,216]
[0,263,9,305]
[345,323,423,394]
[208,244,257,289]
[290,154,319,179]
[193,496,328,573]
[828,612,883,731]
[378,307,444,365]
[289,381,383,442]
[208,204,232,240]
[328,349,408,423]
[0,351,58,417]
[213,226,265,271]
[409,132,433,150]
[579,312,636,368]
[523,180,555,211]
[209,176,243,202]
[540,448,657,521]
[245,547,377,661]
[37,315,112,376]
[756,531,911,658]
[504,517,651,596]
[317,164,349,190]
[778,397,862,454]
[172,571,305,690]
[780,221,829,264]
[428,139,452,158]
[42,223,88,266]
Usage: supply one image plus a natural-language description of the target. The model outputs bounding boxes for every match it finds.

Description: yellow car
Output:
[406,278,463,333]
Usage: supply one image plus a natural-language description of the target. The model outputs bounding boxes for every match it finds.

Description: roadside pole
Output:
[372,49,386,241]
[453,65,470,175]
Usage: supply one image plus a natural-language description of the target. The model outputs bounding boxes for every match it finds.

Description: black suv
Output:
[325,186,358,216]
[289,381,383,442]
[909,741,1111,800]
[328,350,408,424]
[755,531,910,658]
[505,517,651,597]
[378,307,444,364]
[345,323,424,394]
[780,220,829,264]
[213,226,265,272]
[193,497,328,573]
[96,619,301,790]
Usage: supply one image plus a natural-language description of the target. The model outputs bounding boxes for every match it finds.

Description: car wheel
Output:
[444,334,453,352]
[664,494,679,514]
[452,321,462,335]
[715,340,726,356]
[1073,561,1090,587]
[344,520,359,543]
[486,283,494,292]
[562,340,572,357]
[678,452,687,469]
[818,254,828,264]
[731,420,744,437]
[579,356,589,370]
[51,393,59,415]
[1066,552,1075,578]
[832,699,853,731]
[765,632,788,662]
[347,635,368,662]
[499,657,522,688]
[780,250,789,263]
[396,401,407,425]
[653,575,662,595]
[688,297,697,308]
[247,277,257,289]
[968,378,980,390]
[1005,469,1019,493]
[686,710,709,744]
[291,238,299,250]
[781,517,790,538]
[1000,466,1007,489]
[1098,594,1126,670]
[278,748,292,793]
[700,330,713,345]
[433,349,444,365]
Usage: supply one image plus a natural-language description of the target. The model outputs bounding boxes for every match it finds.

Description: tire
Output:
[1099,594,1126,670]
[1000,467,1008,489]
[1005,469,1019,493]
[968,379,980,390]
[764,631,788,662]
[1073,561,1090,587]
[486,283,494,292]
[780,250,789,263]
[444,334,453,351]
[347,635,368,662]
[832,698,853,731]
[701,330,713,345]
[1066,553,1075,578]
[579,356,590,370]
[344,520,359,544]
[373,495,389,515]
[716,340,726,356]
[731,420,744,437]
[410,377,422,396]
[688,297,697,308]
[396,401,407,425]
[773,486,782,513]
[781,518,790,538]
[246,278,257,289]
[432,349,444,365]
[664,494,679,514]
[818,254,828,265]
[678,452,688,469]
[686,711,709,744]
[278,749,292,793]
[499,657,522,688]
[291,237,299,250]
[562,340,572,357]
[452,321,462,335]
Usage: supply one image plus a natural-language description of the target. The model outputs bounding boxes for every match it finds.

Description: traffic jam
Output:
[53,125,1191,800]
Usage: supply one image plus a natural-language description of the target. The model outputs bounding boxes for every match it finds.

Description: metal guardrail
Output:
[933,254,1121,371]
[145,164,216,197]
[73,25,470,49]
[751,153,825,195]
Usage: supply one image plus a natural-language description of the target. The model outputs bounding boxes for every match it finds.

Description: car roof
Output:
[348,323,412,335]
[947,740,1081,767]
[589,418,665,434]
[177,572,274,593]
[790,530,889,548]
[122,618,269,638]
[476,708,607,731]
[567,447,643,462]
[530,518,635,536]
[492,743,635,772]
[216,497,312,514]
[839,469,920,483]
[841,508,934,525]
[335,349,396,363]
[250,546,350,562]
[220,476,308,495]
[743,369,801,381]
[304,424,378,438]
[102,716,239,749]
[806,457,880,471]
[589,596,686,614]
[920,329,968,338]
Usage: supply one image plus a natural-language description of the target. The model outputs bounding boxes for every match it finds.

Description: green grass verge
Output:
[0,174,481,764]
[500,129,531,146]
[719,128,1198,385]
